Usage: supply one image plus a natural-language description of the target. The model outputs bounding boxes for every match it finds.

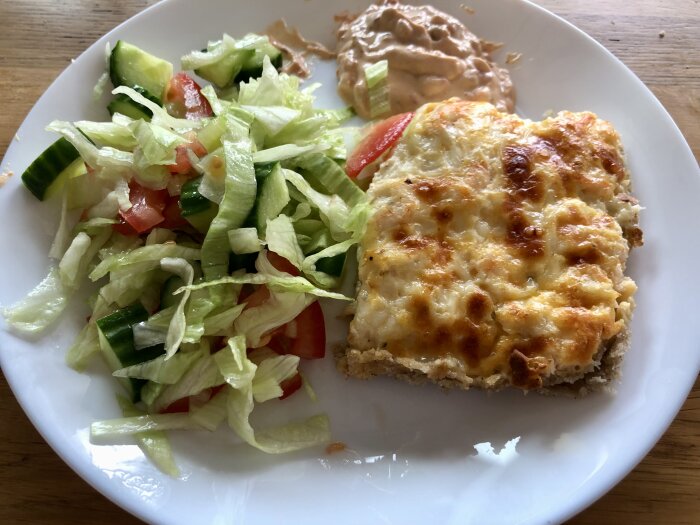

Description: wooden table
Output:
[0,1,698,523]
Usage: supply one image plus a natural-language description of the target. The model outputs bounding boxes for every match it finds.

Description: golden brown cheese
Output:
[345,99,642,392]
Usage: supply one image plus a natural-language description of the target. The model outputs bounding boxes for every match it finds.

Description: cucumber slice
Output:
[107,93,153,121]
[96,303,165,402]
[195,47,253,89]
[253,161,277,181]
[184,206,218,234]
[255,163,290,233]
[179,176,214,217]
[179,176,219,233]
[235,47,283,83]
[109,40,173,103]
[194,39,281,88]
[21,138,81,201]
[45,157,88,201]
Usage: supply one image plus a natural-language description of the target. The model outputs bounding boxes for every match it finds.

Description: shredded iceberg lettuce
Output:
[201,137,256,281]
[160,258,194,359]
[3,268,69,334]
[116,396,180,477]
[265,215,304,270]
[9,31,375,474]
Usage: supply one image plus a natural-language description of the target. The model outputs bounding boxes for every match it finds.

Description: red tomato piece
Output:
[168,137,208,175]
[165,72,213,120]
[345,112,414,179]
[266,250,300,276]
[279,372,303,400]
[159,396,190,414]
[160,195,189,230]
[117,181,169,234]
[241,285,271,310]
[268,301,326,360]
[239,252,299,309]
[158,385,227,415]
[112,216,139,236]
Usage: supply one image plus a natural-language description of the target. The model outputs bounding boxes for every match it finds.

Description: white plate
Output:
[1,1,698,524]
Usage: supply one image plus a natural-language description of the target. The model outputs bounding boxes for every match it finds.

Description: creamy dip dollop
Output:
[336,0,515,119]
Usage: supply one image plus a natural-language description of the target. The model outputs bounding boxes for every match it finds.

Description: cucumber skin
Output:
[195,45,282,88]
[179,176,213,217]
[21,138,80,201]
[109,40,172,104]
[96,303,165,402]
[107,94,153,121]
[235,52,283,84]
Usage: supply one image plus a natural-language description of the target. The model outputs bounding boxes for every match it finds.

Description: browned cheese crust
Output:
[341,100,643,395]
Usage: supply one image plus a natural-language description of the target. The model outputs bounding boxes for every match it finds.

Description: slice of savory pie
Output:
[341,99,643,394]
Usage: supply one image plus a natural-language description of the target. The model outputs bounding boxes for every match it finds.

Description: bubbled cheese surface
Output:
[347,100,642,389]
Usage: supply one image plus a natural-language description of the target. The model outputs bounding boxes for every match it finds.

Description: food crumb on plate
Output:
[0,170,14,188]
[506,51,522,64]
[325,441,348,454]
[460,3,475,14]
[659,30,666,38]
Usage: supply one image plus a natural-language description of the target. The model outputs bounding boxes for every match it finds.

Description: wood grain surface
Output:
[0,1,698,524]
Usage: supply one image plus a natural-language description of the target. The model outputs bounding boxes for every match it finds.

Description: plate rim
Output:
[0,1,698,524]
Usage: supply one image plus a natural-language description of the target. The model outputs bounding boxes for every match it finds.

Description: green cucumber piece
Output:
[179,176,212,217]
[109,40,173,103]
[255,163,290,233]
[253,161,277,181]
[235,47,282,83]
[184,206,218,234]
[179,176,219,233]
[96,303,165,402]
[195,47,253,89]
[107,89,154,121]
[21,138,81,201]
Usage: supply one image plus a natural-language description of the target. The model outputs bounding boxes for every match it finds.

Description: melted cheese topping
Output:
[348,100,642,389]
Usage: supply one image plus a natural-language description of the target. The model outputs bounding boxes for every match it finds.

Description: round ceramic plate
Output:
[1,1,698,524]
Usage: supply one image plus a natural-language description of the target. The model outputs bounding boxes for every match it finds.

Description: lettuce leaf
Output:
[116,395,180,477]
[112,350,200,384]
[160,258,194,359]
[265,215,304,270]
[2,268,69,335]
[201,137,256,281]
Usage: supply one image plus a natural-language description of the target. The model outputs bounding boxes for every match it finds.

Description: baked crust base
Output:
[338,327,630,397]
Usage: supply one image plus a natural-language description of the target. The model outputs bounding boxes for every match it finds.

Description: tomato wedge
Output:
[168,136,208,175]
[240,251,299,309]
[268,301,326,360]
[116,181,169,235]
[159,385,226,414]
[160,194,189,230]
[165,72,213,120]
[345,112,413,178]
[279,372,303,400]
[266,250,300,276]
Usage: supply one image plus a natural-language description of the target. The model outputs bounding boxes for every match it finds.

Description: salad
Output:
[3,33,369,476]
